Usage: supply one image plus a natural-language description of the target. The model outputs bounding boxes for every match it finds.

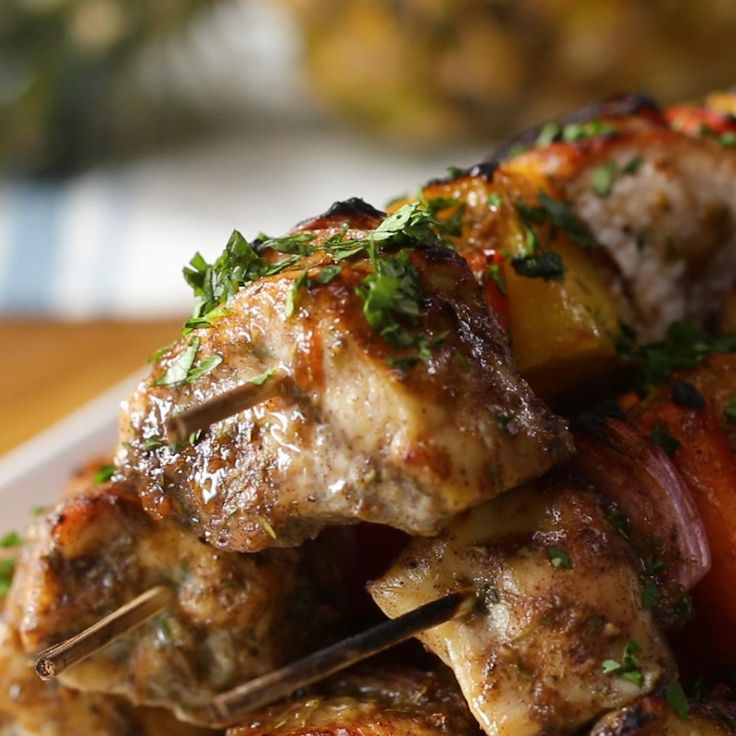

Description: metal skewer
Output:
[35,586,173,680]
[166,371,288,444]
[185,588,476,728]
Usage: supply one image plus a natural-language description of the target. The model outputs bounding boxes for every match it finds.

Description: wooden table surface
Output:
[0,319,182,456]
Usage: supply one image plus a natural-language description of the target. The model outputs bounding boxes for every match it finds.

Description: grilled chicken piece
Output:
[118,198,572,552]
[7,479,343,710]
[369,477,673,736]
[590,686,736,736]
[0,616,215,736]
[227,668,481,736]
[420,95,736,393]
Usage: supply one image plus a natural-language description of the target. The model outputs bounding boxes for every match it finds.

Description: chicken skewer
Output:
[15,92,736,736]
[117,198,573,553]
[8,473,346,713]
[407,92,736,399]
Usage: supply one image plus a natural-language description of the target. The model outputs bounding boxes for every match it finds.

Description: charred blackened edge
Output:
[424,161,498,188]
[490,92,663,162]
[294,197,386,232]
[423,93,662,189]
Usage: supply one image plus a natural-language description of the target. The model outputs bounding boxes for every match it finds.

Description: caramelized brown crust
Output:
[118,203,572,552]
[227,669,481,736]
[7,480,343,710]
[590,688,736,736]
[369,478,673,736]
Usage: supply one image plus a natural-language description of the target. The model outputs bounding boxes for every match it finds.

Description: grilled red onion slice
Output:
[573,417,710,590]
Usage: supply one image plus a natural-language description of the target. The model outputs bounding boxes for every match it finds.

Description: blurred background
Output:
[2,0,736,452]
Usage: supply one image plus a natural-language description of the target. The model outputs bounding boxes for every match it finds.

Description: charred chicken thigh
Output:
[227,668,482,736]
[369,475,677,736]
[118,199,572,552]
[7,478,343,710]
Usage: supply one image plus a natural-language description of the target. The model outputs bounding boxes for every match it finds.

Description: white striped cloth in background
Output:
[0,129,485,319]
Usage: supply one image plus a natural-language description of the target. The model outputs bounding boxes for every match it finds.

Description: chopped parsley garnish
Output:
[671,381,705,410]
[178,202,449,372]
[591,157,644,198]
[615,320,736,391]
[547,546,573,569]
[536,119,617,147]
[622,156,644,175]
[720,132,736,148]
[724,395,736,422]
[93,464,116,484]
[248,368,275,386]
[591,162,617,197]
[421,196,466,237]
[486,193,503,210]
[666,681,690,719]
[698,123,736,149]
[154,338,222,387]
[602,640,645,687]
[182,230,301,331]
[356,250,424,347]
[284,265,342,318]
[641,581,660,608]
[0,531,22,548]
[29,506,46,517]
[186,354,223,383]
[650,420,680,456]
[511,252,565,281]
[0,559,15,598]
[143,437,165,450]
[537,193,597,251]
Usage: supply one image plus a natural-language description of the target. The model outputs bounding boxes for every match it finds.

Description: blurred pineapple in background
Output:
[286,0,736,145]
[4,0,736,173]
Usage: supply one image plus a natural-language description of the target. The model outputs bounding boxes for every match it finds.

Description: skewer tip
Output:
[35,658,56,681]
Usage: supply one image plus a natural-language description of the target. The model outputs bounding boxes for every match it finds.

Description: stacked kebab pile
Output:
[3,89,736,736]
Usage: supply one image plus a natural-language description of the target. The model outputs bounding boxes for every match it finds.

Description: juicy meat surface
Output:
[0,617,214,736]
[7,479,343,710]
[523,110,736,341]
[369,478,673,736]
[227,668,481,736]
[118,200,572,552]
[590,687,736,736]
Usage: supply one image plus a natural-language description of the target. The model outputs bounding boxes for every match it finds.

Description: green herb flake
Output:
[615,320,736,391]
[538,193,598,250]
[317,265,341,284]
[0,558,15,598]
[720,132,736,148]
[29,506,46,517]
[671,381,706,410]
[187,354,223,382]
[602,640,645,687]
[650,420,681,456]
[248,368,276,386]
[591,162,617,197]
[511,252,565,281]
[0,531,22,548]
[622,156,644,175]
[641,582,660,609]
[143,437,165,450]
[155,338,200,387]
[93,464,116,485]
[724,395,736,422]
[666,680,690,719]
[486,193,503,210]
[547,545,573,569]
[536,121,562,147]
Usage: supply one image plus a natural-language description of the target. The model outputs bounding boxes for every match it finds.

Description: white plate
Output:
[0,371,144,535]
